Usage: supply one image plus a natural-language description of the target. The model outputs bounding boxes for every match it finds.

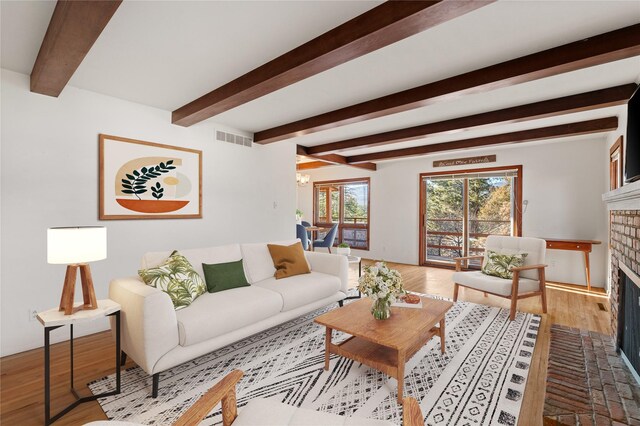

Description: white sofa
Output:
[109,239,348,397]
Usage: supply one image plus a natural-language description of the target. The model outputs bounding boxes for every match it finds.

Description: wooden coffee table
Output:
[314,296,453,403]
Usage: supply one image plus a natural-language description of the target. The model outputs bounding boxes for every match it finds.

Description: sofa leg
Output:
[338,300,344,307]
[120,351,127,366]
[152,373,160,398]
[453,283,459,302]
[328,247,331,254]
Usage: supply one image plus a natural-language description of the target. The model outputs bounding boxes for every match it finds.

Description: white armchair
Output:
[452,235,548,320]
[86,370,424,426]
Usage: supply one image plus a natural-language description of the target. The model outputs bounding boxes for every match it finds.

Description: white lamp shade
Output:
[47,227,107,264]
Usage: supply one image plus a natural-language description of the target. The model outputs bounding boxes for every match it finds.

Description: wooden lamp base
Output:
[59,264,98,315]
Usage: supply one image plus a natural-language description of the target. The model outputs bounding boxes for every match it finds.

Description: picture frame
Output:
[99,134,202,220]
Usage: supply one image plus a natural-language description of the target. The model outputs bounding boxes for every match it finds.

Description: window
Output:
[314,178,370,250]
[419,166,522,267]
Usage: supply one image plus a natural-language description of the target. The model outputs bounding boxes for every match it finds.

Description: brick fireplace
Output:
[609,209,640,340]
[603,181,640,377]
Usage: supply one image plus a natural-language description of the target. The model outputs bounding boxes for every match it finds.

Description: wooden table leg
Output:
[324,327,332,371]
[397,351,405,404]
[584,251,591,291]
[439,318,446,354]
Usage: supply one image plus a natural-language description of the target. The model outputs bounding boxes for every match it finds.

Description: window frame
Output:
[313,177,371,251]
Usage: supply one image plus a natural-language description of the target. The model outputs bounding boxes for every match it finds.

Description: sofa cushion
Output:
[253,271,341,312]
[241,240,300,284]
[202,260,249,293]
[234,398,395,426]
[138,251,207,310]
[142,244,242,281]
[268,242,311,279]
[175,286,283,346]
[452,270,540,297]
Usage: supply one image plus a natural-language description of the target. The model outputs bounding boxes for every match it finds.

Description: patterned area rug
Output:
[90,296,540,425]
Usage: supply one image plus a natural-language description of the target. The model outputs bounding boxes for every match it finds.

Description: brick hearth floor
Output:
[543,325,640,425]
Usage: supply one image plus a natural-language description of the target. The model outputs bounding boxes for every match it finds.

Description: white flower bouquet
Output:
[358,262,405,319]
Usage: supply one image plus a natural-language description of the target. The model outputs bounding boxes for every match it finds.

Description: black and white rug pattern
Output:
[89,296,540,425]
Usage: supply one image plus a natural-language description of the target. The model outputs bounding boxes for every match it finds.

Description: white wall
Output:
[298,137,609,288]
[0,69,296,356]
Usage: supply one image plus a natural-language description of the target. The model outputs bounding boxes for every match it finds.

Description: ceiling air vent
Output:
[216,130,252,148]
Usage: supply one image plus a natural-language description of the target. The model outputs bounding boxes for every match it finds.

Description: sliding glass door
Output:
[420,166,522,267]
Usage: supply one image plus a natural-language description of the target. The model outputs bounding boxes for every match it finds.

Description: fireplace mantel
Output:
[603,180,640,210]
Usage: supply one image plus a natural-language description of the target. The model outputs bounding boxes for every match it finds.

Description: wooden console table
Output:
[541,238,601,291]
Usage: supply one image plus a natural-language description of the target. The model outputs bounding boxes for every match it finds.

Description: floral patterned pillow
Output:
[138,250,207,310]
[481,250,528,280]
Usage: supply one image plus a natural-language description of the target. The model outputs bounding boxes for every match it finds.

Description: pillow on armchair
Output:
[481,250,527,280]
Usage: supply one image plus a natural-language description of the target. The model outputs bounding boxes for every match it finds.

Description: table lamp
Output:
[47,226,107,315]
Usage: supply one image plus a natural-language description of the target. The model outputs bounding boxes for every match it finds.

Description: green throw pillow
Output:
[138,250,207,310]
[481,250,528,280]
[202,260,250,293]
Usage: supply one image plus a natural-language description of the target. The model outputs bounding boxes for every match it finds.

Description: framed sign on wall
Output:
[99,134,202,220]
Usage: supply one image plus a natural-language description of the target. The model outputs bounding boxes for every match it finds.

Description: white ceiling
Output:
[1,0,639,162]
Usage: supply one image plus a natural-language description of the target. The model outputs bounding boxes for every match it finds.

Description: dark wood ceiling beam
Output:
[297,145,377,171]
[171,0,493,127]
[255,24,640,144]
[314,153,378,171]
[306,84,637,155]
[314,153,350,165]
[346,117,618,163]
[297,161,333,171]
[30,0,122,97]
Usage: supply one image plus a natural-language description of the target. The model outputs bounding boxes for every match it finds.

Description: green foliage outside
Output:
[316,185,368,225]
[343,185,368,224]
[426,177,512,259]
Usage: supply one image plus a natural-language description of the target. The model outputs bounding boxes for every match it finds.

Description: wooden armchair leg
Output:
[509,295,517,321]
[509,272,520,321]
[453,283,459,302]
[483,292,488,297]
[539,267,548,314]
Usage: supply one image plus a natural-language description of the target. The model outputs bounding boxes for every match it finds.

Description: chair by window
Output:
[301,220,311,239]
[452,235,547,321]
[312,223,338,253]
[296,224,309,250]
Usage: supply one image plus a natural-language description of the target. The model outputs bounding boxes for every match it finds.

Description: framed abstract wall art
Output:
[99,134,202,220]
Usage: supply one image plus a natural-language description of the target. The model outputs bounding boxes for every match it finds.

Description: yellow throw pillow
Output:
[267,242,311,280]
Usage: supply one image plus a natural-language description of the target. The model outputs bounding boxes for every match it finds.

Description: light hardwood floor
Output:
[0,262,610,426]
